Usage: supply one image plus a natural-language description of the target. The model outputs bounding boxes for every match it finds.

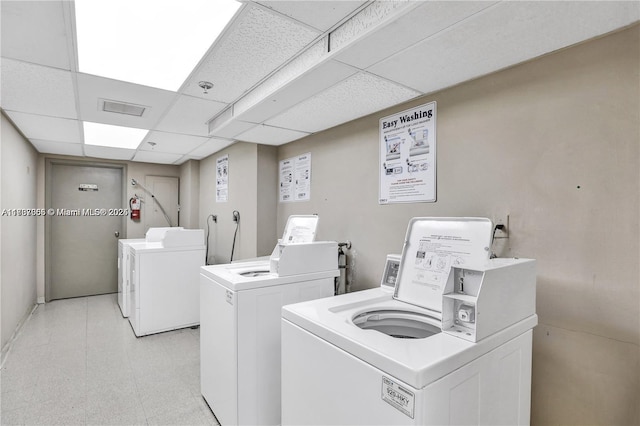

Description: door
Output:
[144,175,179,231]
[47,163,123,301]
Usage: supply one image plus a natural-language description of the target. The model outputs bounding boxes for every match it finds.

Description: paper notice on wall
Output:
[294,153,311,201]
[216,154,229,203]
[280,153,311,202]
[379,101,436,204]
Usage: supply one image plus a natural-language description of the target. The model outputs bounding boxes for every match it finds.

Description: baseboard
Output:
[0,303,38,368]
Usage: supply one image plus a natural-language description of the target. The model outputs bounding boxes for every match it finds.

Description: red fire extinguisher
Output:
[129,196,141,220]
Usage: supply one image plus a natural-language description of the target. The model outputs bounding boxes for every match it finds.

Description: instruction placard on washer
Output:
[381,376,415,418]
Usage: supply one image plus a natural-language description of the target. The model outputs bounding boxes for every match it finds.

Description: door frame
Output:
[44,158,127,302]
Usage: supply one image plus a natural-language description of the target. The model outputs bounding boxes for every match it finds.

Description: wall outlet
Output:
[494,214,509,239]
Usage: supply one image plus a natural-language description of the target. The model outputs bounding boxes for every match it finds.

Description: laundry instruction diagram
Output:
[279,152,311,202]
[379,101,436,204]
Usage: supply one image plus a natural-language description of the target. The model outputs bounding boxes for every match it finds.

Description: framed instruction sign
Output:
[379,101,436,204]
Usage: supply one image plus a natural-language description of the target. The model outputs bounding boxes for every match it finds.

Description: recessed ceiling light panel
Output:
[75,0,241,91]
[83,121,148,149]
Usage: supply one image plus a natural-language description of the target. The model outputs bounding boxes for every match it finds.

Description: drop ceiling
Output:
[1,1,638,165]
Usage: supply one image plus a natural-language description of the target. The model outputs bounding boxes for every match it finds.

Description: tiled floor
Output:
[0,294,219,425]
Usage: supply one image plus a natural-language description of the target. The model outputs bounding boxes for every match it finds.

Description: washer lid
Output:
[281,215,319,244]
[394,217,492,313]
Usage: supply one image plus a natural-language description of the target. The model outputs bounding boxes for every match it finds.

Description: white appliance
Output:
[226,214,322,274]
[128,228,204,337]
[117,227,182,318]
[117,238,143,317]
[281,217,537,426]
[200,215,339,426]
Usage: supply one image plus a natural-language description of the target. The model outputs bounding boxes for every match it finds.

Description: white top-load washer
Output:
[117,227,182,317]
[200,215,339,426]
[281,217,537,426]
[128,227,204,337]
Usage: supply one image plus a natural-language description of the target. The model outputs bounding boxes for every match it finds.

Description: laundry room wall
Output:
[179,159,200,229]
[276,25,639,425]
[1,112,39,353]
[125,162,181,238]
[199,142,277,265]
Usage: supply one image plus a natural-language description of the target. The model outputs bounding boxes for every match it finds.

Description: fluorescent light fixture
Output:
[83,122,148,149]
[75,0,241,91]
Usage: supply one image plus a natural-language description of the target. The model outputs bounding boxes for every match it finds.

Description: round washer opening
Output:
[352,310,440,339]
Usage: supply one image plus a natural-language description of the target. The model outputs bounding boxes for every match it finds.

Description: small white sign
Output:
[279,152,311,202]
[381,376,415,419]
[225,290,233,305]
[216,155,229,203]
[78,183,99,191]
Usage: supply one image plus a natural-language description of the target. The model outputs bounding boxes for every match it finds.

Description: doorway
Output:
[46,161,124,301]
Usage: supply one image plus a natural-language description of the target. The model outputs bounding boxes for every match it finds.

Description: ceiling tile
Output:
[187,138,237,159]
[77,73,177,130]
[1,0,73,70]
[368,1,640,94]
[0,58,77,119]
[254,1,367,32]
[155,95,226,137]
[332,1,497,70]
[5,111,81,144]
[182,5,320,103]
[235,124,310,145]
[84,145,135,161]
[132,151,183,164]
[140,131,209,154]
[29,139,83,156]
[265,72,421,133]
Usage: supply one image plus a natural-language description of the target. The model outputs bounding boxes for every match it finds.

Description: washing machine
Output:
[128,228,204,337]
[200,216,338,426]
[224,214,322,276]
[281,217,537,426]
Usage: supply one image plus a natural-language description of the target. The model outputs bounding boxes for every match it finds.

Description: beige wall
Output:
[199,142,277,264]
[256,145,278,256]
[179,160,200,229]
[125,161,182,238]
[277,25,639,425]
[1,113,39,351]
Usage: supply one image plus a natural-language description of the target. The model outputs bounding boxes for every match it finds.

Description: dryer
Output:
[200,215,338,426]
[281,217,537,426]
[118,227,182,318]
[129,228,204,337]
[117,238,143,317]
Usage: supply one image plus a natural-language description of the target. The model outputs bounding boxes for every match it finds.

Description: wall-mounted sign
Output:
[78,184,98,191]
[216,154,229,203]
[379,101,436,204]
[279,152,311,202]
